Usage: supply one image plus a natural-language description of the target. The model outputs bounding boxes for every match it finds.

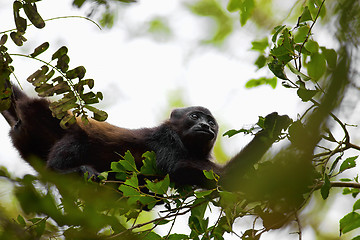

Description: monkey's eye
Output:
[208,120,216,127]
[190,113,199,120]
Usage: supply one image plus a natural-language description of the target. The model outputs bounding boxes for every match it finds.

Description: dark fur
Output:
[2,87,274,189]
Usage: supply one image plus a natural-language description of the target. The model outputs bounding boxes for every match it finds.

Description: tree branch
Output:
[314,181,360,190]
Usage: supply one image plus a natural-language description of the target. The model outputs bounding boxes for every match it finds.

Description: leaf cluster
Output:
[0,1,108,128]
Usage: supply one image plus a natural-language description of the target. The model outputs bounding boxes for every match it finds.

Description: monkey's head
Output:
[169,106,218,155]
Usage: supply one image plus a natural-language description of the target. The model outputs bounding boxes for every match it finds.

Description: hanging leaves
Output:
[23,2,45,29]
[13,1,27,33]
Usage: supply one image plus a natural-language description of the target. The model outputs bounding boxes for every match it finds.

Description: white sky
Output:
[0,0,358,239]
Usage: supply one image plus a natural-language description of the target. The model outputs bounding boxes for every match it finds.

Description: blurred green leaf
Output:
[305,39,319,54]
[188,0,233,44]
[320,173,331,200]
[195,190,213,198]
[287,63,311,81]
[307,52,326,81]
[353,199,360,212]
[254,54,267,69]
[299,6,313,22]
[245,77,277,89]
[340,212,360,234]
[297,87,318,102]
[294,25,309,43]
[321,47,337,69]
[251,38,268,52]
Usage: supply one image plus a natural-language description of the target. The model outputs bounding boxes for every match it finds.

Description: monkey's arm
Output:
[219,113,291,191]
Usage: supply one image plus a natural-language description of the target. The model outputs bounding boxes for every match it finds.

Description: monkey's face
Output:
[170,107,218,152]
[183,111,217,141]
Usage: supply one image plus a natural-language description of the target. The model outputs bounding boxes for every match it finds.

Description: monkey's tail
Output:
[1,85,28,127]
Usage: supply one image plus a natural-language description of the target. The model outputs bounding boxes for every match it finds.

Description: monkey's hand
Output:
[260,112,292,142]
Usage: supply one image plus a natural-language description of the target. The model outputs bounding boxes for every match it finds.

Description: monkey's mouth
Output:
[194,129,215,139]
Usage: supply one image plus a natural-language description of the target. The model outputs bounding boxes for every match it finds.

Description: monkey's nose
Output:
[199,122,210,130]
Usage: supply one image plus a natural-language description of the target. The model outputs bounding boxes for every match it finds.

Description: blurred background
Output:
[0,0,359,239]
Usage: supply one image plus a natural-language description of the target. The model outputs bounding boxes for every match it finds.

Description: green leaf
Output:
[304,39,319,54]
[203,170,219,181]
[36,80,71,97]
[59,114,76,129]
[10,31,26,46]
[297,87,318,102]
[84,105,108,121]
[329,156,341,175]
[299,6,313,22]
[118,184,140,198]
[56,54,70,72]
[353,199,360,212]
[145,175,170,195]
[66,66,86,80]
[340,212,360,234]
[140,151,160,175]
[343,188,360,197]
[294,25,310,43]
[17,215,26,227]
[251,38,268,52]
[52,46,68,60]
[81,92,99,104]
[245,77,277,89]
[49,92,77,117]
[110,161,126,172]
[320,174,331,200]
[340,156,358,173]
[138,196,158,210]
[120,151,138,172]
[168,234,189,240]
[34,218,46,237]
[191,198,208,219]
[27,65,49,86]
[272,25,286,43]
[0,34,8,45]
[238,0,255,26]
[138,231,162,240]
[270,45,292,63]
[124,173,139,188]
[227,0,241,12]
[30,42,49,58]
[287,63,311,81]
[340,178,352,182]
[195,190,214,198]
[219,191,238,207]
[23,2,45,29]
[268,58,288,80]
[321,47,337,69]
[13,1,27,33]
[254,54,267,69]
[223,128,252,138]
[307,53,326,81]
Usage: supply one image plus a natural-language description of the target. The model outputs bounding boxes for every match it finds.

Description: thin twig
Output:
[0,15,101,35]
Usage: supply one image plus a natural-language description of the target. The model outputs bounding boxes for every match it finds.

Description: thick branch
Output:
[315,181,360,190]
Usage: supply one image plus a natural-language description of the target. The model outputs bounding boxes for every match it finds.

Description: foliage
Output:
[0,1,108,128]
[1,0,360,239]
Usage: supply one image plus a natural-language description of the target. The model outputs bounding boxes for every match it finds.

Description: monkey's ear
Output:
[170,108,186,120]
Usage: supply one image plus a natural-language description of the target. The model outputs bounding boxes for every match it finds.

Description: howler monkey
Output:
[1,86,289,190]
